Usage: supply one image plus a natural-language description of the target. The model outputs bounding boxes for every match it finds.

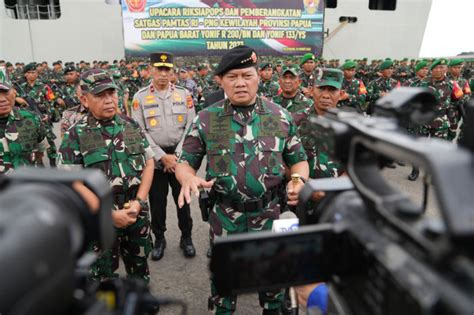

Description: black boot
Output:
[180,237,196,258]
[151,238,166,261]
[408,167,419,181]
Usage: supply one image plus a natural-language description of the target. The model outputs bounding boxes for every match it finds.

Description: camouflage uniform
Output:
[339,77,367,113]
[293,107,344,179]
[420,76,463,140]
[272,90,313,113]
[257,80,280,99]
[58,113,154,283]
[60,104,88,136]
[178,97,307,313]
[0,107,47,174]
[299,71,315,89]
[17,80,58,163]
[366,77,400,113]
[56,83,80,111]
[177,78,199,105]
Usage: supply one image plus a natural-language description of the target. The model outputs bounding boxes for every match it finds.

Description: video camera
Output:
[210,88,474,314]
[0,169,181,315]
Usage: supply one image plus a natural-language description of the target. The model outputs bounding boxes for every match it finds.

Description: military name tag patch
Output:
[144,104,158,109]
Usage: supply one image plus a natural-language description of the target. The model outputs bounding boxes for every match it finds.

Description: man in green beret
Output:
[257,61,280,99]
[448,58,471,99]
[272,66,313,113]
[366,60,400,114]
[299,53,317,97]
[338,60,367,113]
[419,58,463,141]
[405,60,429,87]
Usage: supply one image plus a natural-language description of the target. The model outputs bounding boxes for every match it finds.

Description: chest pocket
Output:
[16,121,38,152]
[143,106,161,130]
[207,148,235,177]
[79,129,109,168]
[259,136,284,175]
[172,104,187,127]
[124,126,146,172]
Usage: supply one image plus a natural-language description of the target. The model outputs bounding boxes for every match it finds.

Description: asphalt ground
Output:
[52,123,440,314]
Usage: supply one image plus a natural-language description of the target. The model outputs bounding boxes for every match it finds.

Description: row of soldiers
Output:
[0,54,472,171]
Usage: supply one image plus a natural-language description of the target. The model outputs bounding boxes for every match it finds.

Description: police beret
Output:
[415,61,428,72]
[430,58,448,70]
[64,65,76,74]
[259,62,272,70]
[23,63,37,73]
[448,58,464,67]
[379,60,394,71]
[150,52,174,68]
[300,53,315,65]
[214,45,258,76]
[341,60,357,70]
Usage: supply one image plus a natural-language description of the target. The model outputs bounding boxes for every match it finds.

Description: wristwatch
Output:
[134,196,148,209]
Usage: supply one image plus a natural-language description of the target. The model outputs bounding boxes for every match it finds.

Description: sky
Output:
[420,0,474,57]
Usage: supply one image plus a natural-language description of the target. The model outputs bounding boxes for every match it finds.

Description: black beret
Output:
[215,45,258,76]
[64,65,76,74]
[52,61,60,66]
[23,63,37,73]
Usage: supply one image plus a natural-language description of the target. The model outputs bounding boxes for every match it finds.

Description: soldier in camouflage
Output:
[56,65,81,113]
[15,63,58,166]
[59,84,88,137]
[0,81,48,174]
[447,58,471,137]
[405,60,429,88]
[420,58,464,141]
[272,66,313,113]
[177,67,199,106]
[293,69,345,179]
[299,53,318,98]
[338,60,367,113]
[367,60,400,114]
[395,58,412,84]
[109,66,130,115]
[58,69,155,283]
[176,45,309,315]
[257,62,280,100]
[195,65,215,112]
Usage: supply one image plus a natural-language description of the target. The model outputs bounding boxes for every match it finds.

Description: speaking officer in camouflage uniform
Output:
[338,60,367,113]
[59,69,155,283]
[131,52,196,261]
[176,45,309,315]
[366,60,400,115]
[0,81,48,174]
[272,66,313,113]
[257,62,280,100]
[420,58,464,141]
[15,63,58,166]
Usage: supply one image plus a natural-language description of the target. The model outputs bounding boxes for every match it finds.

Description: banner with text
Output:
[122,0,324,57]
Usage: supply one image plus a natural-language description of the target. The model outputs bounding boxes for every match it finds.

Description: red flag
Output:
[396,81,401,88]
[452,81,464,100]
[463,81,471,95]
[358,80,367,95]
[45,85,55,101]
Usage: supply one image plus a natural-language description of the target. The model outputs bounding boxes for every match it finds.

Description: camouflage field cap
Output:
[0,82,11,91]
[150,52,174,68]
[314,68,343,89]
[281,66,299,77]
[430,58,448,70]
[80,69,118,95]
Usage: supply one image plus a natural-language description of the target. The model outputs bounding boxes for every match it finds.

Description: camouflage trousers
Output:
[447,107,460,141]
[421,114,449,140]
[45,122,57,160]
[208,200,284,314]
[88,205,152,283]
